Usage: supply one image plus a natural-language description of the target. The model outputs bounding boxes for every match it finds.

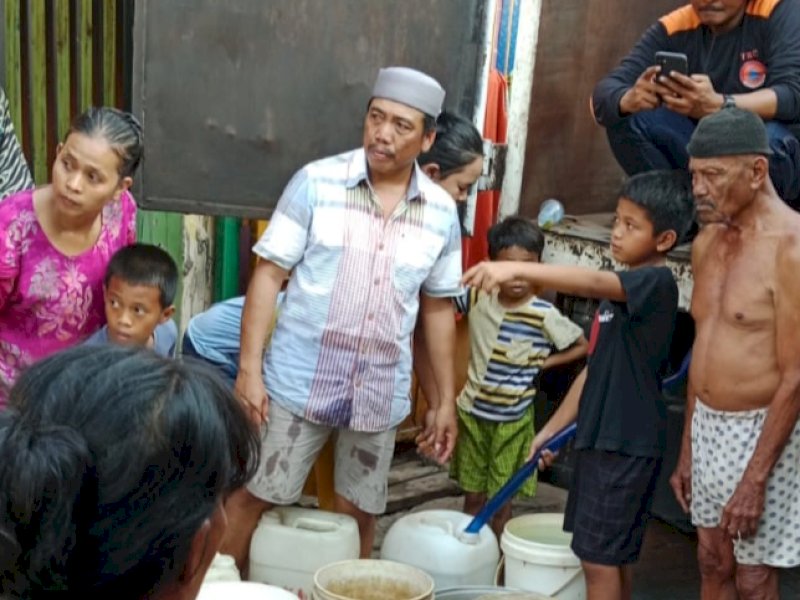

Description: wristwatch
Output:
[722,94,736,109]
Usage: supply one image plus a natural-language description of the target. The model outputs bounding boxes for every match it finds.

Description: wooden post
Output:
[498,0,543,218]
[180,214,215,337]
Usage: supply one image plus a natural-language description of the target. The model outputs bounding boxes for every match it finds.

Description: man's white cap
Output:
[371,66,445,118]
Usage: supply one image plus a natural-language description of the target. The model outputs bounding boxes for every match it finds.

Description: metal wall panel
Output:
[133,0,487,217]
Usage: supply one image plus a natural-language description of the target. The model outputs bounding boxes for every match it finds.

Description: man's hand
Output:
[416,404,457,464]
[657,73,722,119]
[669,445,693,513]
[619,66,662,115]
[234,369,269,425]
[462,261,521,293]
[719,476,766,540]
[527,429,558,470]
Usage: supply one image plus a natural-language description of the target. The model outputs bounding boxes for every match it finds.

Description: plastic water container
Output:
[198,581,299,600]
[249,507,360,599]
[202,553,241,583]
[313,559,434,600]
[436,586,552,599]
[500,513,585,600]
[537,199,565,230]
[380,509,500,589]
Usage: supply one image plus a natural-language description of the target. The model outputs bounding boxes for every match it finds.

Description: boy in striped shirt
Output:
[450,216,588,537]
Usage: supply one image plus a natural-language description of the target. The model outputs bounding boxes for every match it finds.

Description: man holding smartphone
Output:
[592,0,800,209]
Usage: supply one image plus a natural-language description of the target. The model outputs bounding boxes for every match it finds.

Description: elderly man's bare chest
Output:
[693,236,776,331]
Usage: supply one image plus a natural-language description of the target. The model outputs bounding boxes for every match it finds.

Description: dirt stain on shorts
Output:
[351,447,378,471]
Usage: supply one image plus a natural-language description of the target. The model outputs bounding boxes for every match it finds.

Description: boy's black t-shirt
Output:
[575,266,678,458]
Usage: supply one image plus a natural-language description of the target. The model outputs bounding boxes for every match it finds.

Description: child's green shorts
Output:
[450,404,536,499]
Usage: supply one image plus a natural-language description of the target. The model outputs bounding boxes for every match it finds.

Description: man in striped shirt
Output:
[0,86,33,200]
[224,67,463,566]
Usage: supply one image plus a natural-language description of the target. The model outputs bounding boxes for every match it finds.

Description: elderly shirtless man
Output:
[671,107,800,599]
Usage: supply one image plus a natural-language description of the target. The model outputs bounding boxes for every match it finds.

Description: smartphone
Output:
[655,51,688,77]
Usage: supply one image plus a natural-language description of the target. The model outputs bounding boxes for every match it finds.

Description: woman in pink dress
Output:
[0,107,141,404]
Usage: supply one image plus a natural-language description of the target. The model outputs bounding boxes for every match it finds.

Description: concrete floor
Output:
[372,449,800,599]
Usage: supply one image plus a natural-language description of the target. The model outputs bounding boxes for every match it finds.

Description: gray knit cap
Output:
[371,66,445,118]
[687,107,773,158]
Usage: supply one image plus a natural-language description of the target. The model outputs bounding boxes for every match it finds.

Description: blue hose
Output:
[463,422,578,535]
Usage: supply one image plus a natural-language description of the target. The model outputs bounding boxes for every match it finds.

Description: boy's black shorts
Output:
[564,448,662,566]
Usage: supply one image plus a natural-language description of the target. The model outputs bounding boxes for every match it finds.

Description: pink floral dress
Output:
[0,188,137,404]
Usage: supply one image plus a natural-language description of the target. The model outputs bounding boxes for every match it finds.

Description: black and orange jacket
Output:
[592,0,800,135]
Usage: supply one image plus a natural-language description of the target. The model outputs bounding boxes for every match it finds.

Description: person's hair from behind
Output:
[0,345,259,599]
[418,111,484,177]
[487,216,545,261]
[620,170,695,246]
[67,106,144,178]
[105,243,179,308]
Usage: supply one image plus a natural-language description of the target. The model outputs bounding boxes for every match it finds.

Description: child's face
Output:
[51,132,132,219]
[104,276,172,348]
[494,245,540,302]
[610,197,662,266]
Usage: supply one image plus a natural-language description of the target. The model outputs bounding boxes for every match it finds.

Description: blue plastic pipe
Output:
[463,422,578,535]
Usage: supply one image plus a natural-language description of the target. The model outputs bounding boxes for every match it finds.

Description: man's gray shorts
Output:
[247,402,397,515]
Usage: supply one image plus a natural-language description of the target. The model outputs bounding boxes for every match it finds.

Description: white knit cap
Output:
[371,66,445,117]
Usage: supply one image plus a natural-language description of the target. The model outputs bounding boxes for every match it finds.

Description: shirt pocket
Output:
[391,231,441,302]
[506,338,532,363]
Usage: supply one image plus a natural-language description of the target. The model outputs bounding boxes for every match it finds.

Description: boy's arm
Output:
[527,365,587,462]
[542,335,588,370]
[463,262,627,302]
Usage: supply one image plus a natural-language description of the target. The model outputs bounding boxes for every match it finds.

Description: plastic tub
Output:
[436,586,552,599]
[312,559,434,600]
[500,513,585,600]
[198,581,299,599]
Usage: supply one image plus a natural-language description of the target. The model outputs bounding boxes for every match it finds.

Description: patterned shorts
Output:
[691,398,800,567]
[247,402,396,515]
[449,405,536,498]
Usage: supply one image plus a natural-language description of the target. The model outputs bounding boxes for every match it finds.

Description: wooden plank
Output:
[78,0,92,112]
[29,0,47,183]
[19,0,32,166]
[3,1,22,132]
[0,1,5,85]
[54,0,70,138]
[137,210,186,325]
[180,214,214,332]
[90,0,103,105]
[166,211,185,324]
[44,0,58,169]
[103,0,116,105]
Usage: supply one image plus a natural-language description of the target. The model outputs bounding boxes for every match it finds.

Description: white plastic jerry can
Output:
[248,506,360,599]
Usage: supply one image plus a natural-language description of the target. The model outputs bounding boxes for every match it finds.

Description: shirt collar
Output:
[345,148,424,202]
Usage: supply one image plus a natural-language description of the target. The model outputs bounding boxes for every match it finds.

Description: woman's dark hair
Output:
[0,346,259,598]
[418,111,484,177]
[66,106,144,178]
[487,215,545,260]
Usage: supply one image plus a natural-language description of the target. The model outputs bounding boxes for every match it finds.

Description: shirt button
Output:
[378,243,385,251]
[367,313,375,320]
[374,277,380,285]
[354,380,362,388]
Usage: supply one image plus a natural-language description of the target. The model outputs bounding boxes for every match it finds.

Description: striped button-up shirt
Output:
[254,148,462,432]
